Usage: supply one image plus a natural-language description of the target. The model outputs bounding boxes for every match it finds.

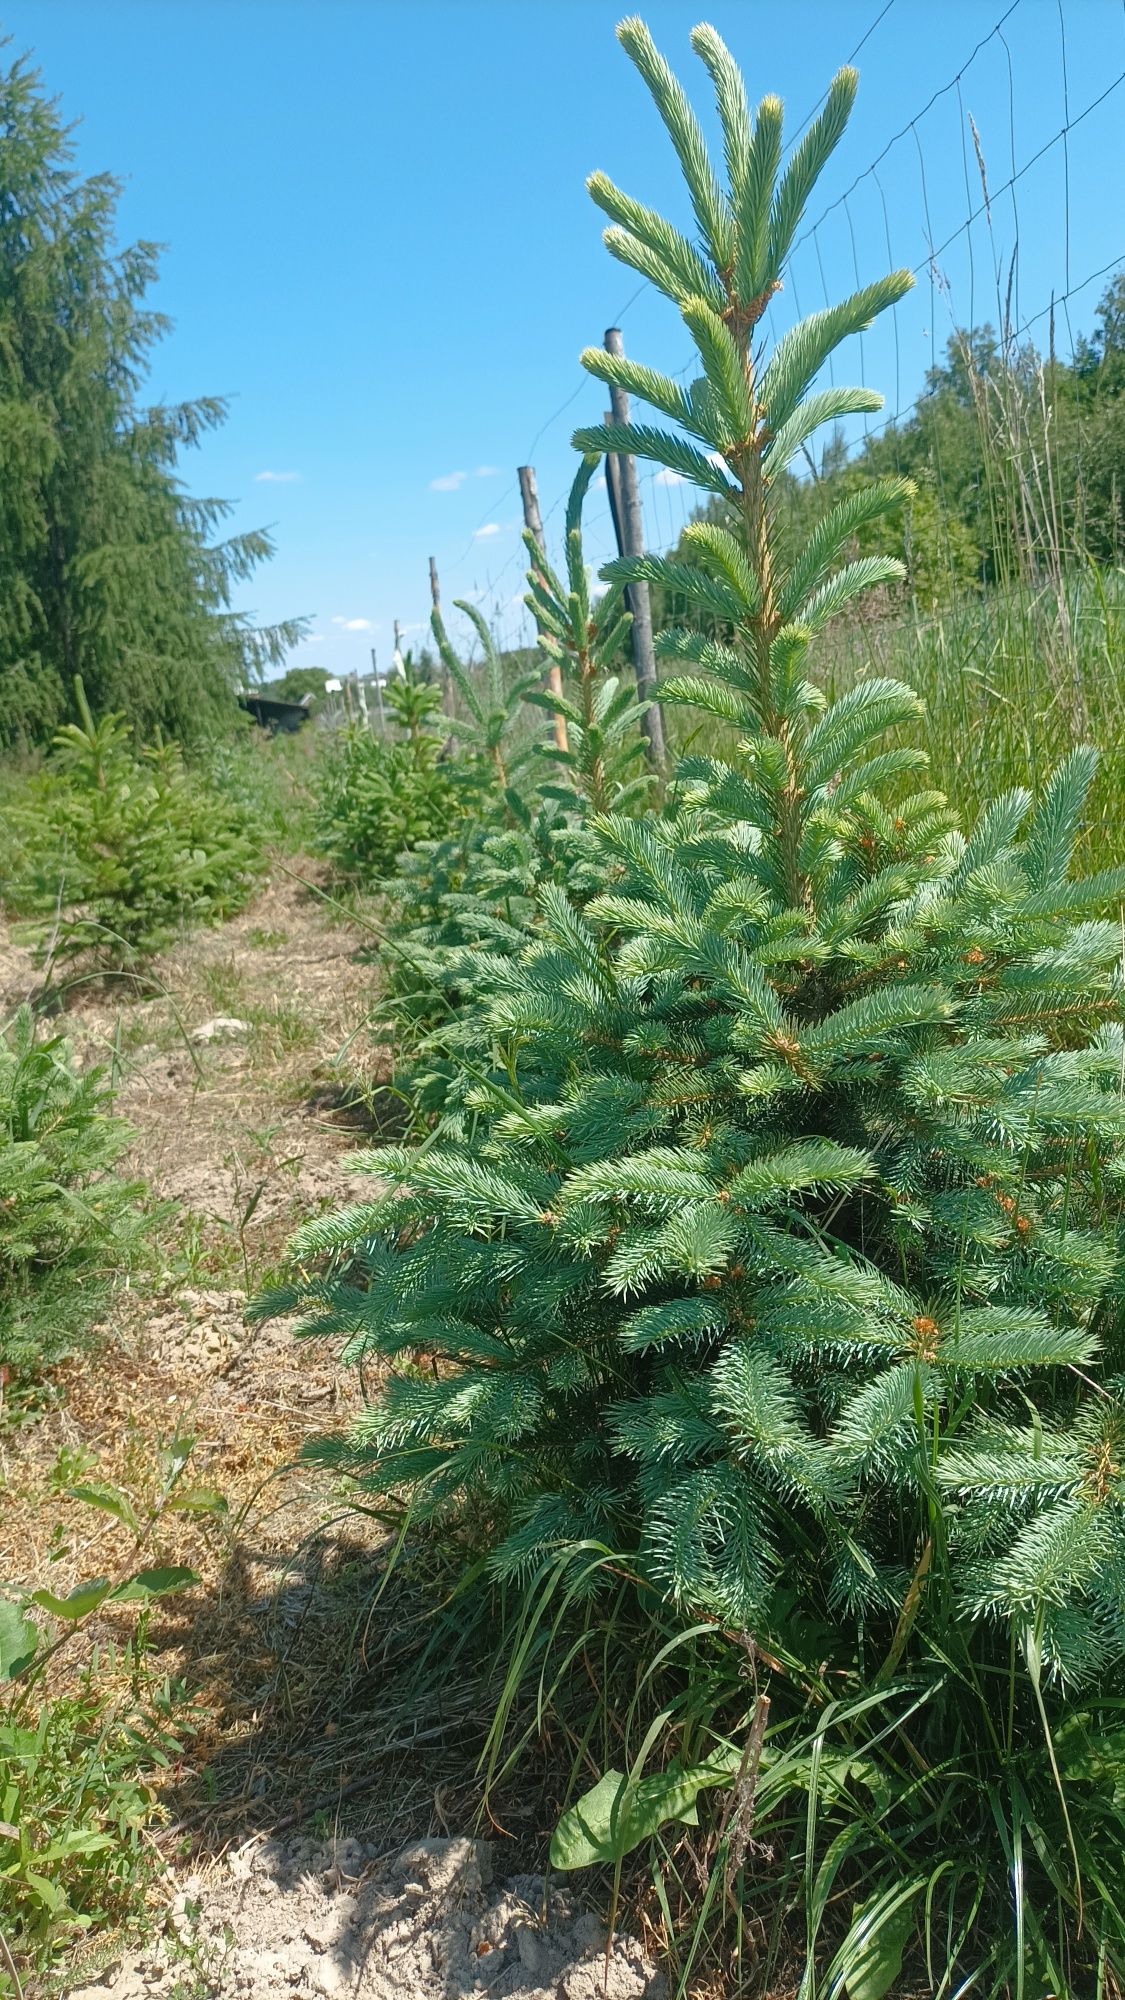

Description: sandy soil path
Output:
[1,870,660,2000]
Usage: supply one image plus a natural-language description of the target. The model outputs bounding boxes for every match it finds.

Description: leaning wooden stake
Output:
[603,326,666,772]
[518,463,569,755]
[429,554,455,721]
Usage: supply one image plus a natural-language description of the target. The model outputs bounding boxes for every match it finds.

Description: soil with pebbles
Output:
[0,868,379,1645]
[6,875,660,2000]
[66,1837,661,2000]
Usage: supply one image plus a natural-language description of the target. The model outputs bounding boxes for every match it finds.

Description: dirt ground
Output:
[1,866,659,2000]
[66,1836,659,2000]
[1,865,380,1585]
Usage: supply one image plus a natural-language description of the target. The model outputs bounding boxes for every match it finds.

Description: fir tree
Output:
[277,21,1125,1983]
[315,715,468,888]
[4,679,264,968]
[0,47,300,749]
[430,599,542,806]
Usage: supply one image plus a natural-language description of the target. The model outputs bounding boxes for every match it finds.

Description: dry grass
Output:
[0,855,567,2000]
[0,862,457,1880]
[0,858,797,1998]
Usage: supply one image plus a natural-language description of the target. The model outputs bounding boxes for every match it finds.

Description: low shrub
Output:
[276,19,1125,1993]
[1,680,265,973]
[314,662,477,885]
[0,1007,146,1383]
[315,729,468,886]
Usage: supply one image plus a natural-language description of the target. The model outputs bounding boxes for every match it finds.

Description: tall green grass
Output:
[822,571,1125,861]
[664,569,1125,863]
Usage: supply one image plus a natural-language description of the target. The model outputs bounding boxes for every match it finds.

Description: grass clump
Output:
[818,574,1125,867]
[274,18,1125,1994]
[0,1005,146,1385]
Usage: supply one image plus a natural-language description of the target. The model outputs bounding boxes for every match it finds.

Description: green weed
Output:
[0,1444,215,1990]
[0,1660,188,1991]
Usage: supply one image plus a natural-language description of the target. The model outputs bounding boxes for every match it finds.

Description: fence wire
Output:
[426,0,1124,660]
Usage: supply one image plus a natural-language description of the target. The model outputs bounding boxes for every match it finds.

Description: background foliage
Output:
[0,48,302,753]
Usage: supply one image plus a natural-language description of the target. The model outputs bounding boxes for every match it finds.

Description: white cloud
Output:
[474,522,501,539]
[429,469,467,491]
[304,632,326,643]
[331,615,375,632]
[706,451,731,473]
[591,581,611,601]
[654,468,687,487]
[254,469,301,483]
[593,473,607,490]
[475,464,500,477]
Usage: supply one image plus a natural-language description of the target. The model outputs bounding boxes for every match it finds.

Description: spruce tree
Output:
[374,459,650,1132]
[279,21,1125,1983]
[0,48,299,749]
[1,1003,146,1378]
[522,453,652,818]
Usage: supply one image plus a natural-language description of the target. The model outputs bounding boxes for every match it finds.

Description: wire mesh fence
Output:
[440,0,1124,664]
[382,0,1125,869]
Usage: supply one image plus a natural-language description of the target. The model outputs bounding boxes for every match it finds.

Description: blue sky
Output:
[8,0,1125,677]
